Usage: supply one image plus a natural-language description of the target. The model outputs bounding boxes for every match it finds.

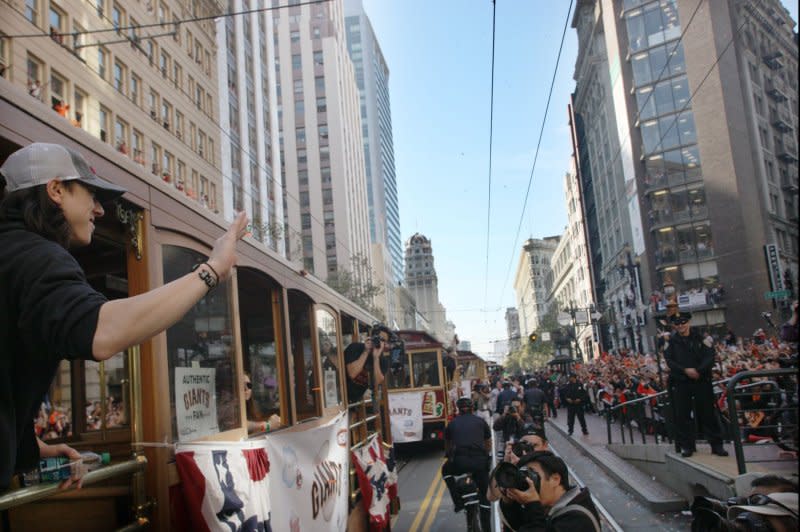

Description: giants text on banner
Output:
[175,367,219,441]
[263,411,349,532]
[388,391,424,442]
[175,440,272,532]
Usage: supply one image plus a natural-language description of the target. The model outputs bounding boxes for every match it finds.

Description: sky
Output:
[361,0,799,358]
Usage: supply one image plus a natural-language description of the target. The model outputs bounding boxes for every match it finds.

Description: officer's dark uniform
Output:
[562,375,589,435]
[664,324,726,456]
[523,383,546,417]
[442,404,492,531]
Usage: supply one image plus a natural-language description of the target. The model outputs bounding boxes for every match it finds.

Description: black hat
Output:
[670,311,693,324]
[521,424,547,440]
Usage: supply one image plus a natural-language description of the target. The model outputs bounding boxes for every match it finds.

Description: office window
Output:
[132,130,144,163]
[112,4,124,33]
[113,60,126,93]
[49,4,65,41]
[290,30,300,43]
[49,70,67,110]
[160,51,169,78]
[25,0,39,25]
[73,87,86,128]
[114,117,128,151]
[175,110,184,140]
[130,73,140,105]
[291,54,301,70]
[98,105,110,143]
[97,47,108,79]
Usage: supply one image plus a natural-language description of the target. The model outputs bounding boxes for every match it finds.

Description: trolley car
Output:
[0,89,393,532]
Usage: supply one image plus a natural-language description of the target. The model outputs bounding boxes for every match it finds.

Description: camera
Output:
[507,406,518,415]
[494,462,541,492]
[370,334,383,349]
[512,440,534,458]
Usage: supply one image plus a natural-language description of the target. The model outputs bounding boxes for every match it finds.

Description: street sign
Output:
[557,311,572,326]
[764,290,792,300]
[541,332,551,342]
[574,309,590,325]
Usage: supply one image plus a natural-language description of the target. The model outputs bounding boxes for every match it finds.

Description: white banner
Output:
[460,379,472,399]
[264,412,349,532]
[388,391,424,442]
[175,367,218,441]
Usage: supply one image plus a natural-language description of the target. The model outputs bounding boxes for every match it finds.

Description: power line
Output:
[483,0,498,319]
[495,0,574,308]
[3,0,333,40]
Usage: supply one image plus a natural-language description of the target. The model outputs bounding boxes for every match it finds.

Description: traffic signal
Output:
[529,332,538,343]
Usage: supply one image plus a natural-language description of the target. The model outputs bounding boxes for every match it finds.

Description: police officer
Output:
[523,379,546,420]
[563,373,589,436]
[664,311,728,457]
[442,397,492,531]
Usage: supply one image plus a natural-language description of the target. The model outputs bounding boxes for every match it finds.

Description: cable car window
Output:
[411,351,440,388]
[163,245,239,441]
[289,291,319,419]
[385,351,410,389]
[316,308,341,407]
[84,355,129,431]
[238,268,281,429]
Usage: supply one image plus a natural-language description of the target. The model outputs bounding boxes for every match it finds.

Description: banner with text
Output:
[175,367,218,441]
[263,411,349,532]
[388,391,424,442]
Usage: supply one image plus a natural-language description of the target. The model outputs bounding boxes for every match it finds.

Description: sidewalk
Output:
[546,409,686,512]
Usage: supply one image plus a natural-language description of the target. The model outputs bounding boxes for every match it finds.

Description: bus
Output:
[0,93,394,532]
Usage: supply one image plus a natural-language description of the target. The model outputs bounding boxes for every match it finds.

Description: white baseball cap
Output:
[1,143,126,203]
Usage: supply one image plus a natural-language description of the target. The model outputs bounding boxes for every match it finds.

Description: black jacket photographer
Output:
[494,400,527,443]
[664,311,727,457]
[344,325,390,403]
[502,452,601,531]
[442,397,492,532]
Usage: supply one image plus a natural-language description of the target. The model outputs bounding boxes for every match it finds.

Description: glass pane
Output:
[644,4,665,46]
[38,360,73,441]
[669,43,686,76]
[671,76,690,110]
[411,351,440,388]
[631,53,651,86]
[626,12,647,53]
[238,269,281,428]
[84,354,129,431]
[636,87,656,120]
[659,115,680,151]
[385,350,411,389]
[289,291,317,419]
[654,80,674,117]
[677,112,697,146]
[316,308,341,407]
[648,45,668,81]
[641,120,660,154]
[163,245,239,441]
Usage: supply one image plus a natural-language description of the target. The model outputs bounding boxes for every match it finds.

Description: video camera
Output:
[493,461,541,492]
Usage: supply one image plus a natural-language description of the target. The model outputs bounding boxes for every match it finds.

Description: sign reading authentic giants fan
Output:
[263,411,349,532]
[175,367,219,441]
[175,440,272,532]
[388,391,424,442]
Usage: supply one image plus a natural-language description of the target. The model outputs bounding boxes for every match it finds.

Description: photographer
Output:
[344,324,390,403]
[499,452,601,531]
[691,475,798,532]
[494,399,527,446]
[780,300,799,343]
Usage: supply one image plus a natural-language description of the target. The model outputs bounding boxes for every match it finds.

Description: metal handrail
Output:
[726,368,798,474]
[0,455,148,511]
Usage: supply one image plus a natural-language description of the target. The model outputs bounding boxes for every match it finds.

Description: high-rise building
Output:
[344,0,402,324]
[404,233,448,341]
[216,0,284,254]
[505,307,521,352]
[571,0,798,349]
[0,0,224,214]
[546,162,597,356]
[513,237,560,337]
[272,0,373,288]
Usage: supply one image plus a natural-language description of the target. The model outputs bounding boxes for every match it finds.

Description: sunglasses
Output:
[728,494,799,517]
[673,319,690,325]
[244,382,253,389]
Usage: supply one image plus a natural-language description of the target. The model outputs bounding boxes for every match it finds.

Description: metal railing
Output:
[726,368,798,474]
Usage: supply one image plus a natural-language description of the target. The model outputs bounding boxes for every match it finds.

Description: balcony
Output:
[777,148,798,163]
[771,112,793,133]
[763,50,784,70]
[766,81,788,102]
[782,180,799,194]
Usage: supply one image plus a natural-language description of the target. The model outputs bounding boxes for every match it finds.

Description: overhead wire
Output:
[483,0,498,319]
[494,0,574,309]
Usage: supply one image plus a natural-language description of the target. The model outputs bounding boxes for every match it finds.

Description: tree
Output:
[504,306,561,373]
[325,253,385,321]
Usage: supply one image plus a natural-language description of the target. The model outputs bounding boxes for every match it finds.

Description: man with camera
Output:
[493,451,601,531]
[344,324,391,403]
[442,396,492,532]
[664,311,728,457]
[691,475,798,531]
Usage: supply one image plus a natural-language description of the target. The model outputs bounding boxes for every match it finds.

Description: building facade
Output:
[513,237,560,337]
[571,0,798,351]
[1,0,224,215]
[403,233,448,341]
[344,0,402,324]
[272,0,372,288]
[216,0,284,254]
[505,306,521,352]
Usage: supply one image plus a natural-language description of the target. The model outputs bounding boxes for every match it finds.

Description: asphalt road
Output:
[391,441,470,532]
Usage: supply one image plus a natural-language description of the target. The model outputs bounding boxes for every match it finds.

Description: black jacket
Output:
[561,382,588,404]
[664,331,716,383]
[518,486,600,531]
[1,216,105,490]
